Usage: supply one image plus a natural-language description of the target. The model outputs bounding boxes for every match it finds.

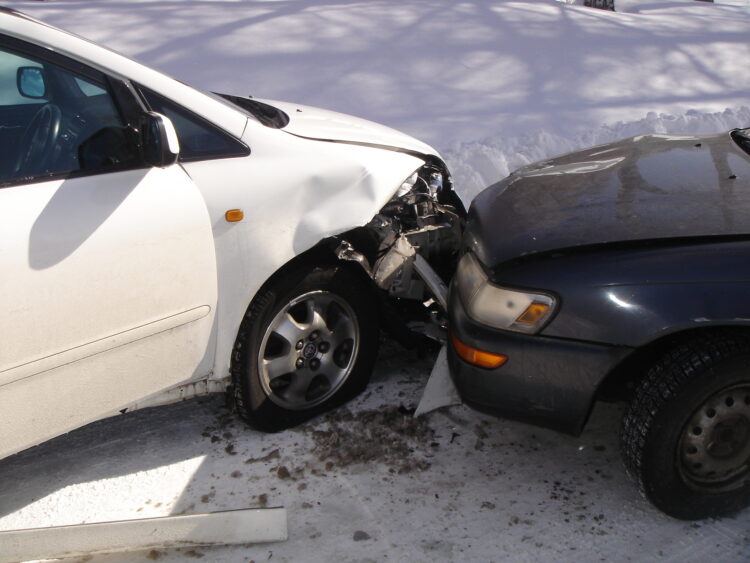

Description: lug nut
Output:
[310,358,321,370]
[295,340,304,350]
[319,342,330,353]
[309,331,319,341]
[296,358,305,369]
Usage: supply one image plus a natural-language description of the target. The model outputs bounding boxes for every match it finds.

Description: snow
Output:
[1,0,750,561]
[1,342,748,562]
[9,0,750,200]
[447,106,750,200]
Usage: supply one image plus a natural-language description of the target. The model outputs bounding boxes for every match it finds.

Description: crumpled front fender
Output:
[185,123,427,380]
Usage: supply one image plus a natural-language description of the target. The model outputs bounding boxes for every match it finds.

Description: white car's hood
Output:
[256,98,438,158]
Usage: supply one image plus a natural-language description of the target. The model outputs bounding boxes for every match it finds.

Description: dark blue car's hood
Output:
[467,131,750,268]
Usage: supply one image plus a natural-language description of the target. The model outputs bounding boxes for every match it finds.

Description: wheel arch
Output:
[229,234,377,360]
[257,231,377,294]
[596,325,750,405]
[616,325,750,519]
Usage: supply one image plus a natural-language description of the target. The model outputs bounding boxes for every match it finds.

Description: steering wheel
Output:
[14,103,63,178]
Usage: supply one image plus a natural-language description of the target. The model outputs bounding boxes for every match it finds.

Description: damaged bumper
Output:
[334,163,464,340]
[336,235,450,310]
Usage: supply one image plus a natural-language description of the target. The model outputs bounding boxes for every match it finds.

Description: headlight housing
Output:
[456,252,556,334]
[396,171,419,198]
[395,165,445,201]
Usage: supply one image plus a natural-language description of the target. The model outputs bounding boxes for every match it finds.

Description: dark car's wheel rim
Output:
[678,383,750,492]
[258,290,359,411]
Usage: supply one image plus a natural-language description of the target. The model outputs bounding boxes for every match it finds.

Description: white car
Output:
[0,8,464,459]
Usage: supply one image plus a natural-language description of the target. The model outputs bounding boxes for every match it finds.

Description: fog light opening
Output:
[451,332,508,369]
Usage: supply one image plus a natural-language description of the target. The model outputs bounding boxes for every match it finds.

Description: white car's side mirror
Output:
[142,111,180,167]
[17,66,47,99]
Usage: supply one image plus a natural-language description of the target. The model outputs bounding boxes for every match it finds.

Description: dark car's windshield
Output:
[730,128,750,156]
[215,93,289,129]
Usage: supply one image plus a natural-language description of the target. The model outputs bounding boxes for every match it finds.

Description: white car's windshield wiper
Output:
[215,93,290,129]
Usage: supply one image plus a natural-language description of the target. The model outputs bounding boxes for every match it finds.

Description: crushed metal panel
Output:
[373,234,417,297]
[412,254,448,311]
[0,507,287,563]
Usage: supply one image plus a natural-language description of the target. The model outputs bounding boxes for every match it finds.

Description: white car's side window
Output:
[0,38,141,187]
[138,86,249,162]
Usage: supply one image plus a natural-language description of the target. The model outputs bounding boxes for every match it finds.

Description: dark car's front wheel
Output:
[232,264,379,432]
[620,332,750,519]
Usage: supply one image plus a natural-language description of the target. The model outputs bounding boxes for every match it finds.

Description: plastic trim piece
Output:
[0,508,287,562]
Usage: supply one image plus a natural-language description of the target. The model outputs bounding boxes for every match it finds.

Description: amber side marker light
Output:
[225,209,244,222]
[451,332,508,369]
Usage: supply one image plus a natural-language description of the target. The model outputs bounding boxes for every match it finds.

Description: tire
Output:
[620,332,750,520]
[232,264,378,431]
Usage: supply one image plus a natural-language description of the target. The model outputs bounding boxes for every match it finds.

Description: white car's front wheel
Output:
[232,264,379,431]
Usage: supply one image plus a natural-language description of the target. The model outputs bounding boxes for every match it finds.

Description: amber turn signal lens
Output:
[451,332,508,369]
[515,302,550,325]
[225,209,244,222]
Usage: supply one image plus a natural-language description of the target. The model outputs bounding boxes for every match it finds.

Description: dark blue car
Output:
[449,128,750,520]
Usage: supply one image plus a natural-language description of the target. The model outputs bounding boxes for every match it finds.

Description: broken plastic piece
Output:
[0,507,287,562]
[373,234,416,293]
[414,346,462,417]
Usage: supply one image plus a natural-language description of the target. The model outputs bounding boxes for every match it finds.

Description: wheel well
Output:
[255,235,376,297]
[596,326,750,403]
[255,234,438,351]
[232,238,375,359]
[229,237,375,403]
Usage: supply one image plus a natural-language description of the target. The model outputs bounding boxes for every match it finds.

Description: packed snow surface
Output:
[2,0,750,561]
[2,344,749,562]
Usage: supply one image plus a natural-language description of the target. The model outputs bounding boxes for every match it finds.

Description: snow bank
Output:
[446,106,750,201]
[8,0,750,151]
[616,0,750,12]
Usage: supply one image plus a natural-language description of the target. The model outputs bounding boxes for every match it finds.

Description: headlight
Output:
[456,252,556,334]
[395,171,419,198]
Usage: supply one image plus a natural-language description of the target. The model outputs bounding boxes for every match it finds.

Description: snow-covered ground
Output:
[2,0,750,560]
[2,341,749,562]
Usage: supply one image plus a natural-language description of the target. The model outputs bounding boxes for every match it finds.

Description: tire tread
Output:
[620,329,750,517]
